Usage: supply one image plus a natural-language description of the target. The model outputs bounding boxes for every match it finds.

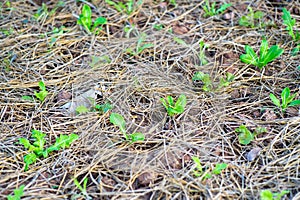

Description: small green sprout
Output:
[105,0,142,15]
[269,87,300,112]
[19,130,78,171]
[7,185,25,200]
[21,95,34,101]
[282,8,300,42]
[199,40,209,66]
[202,0,231,17]
[77,4,107,34]
[160,94,187,117]
[73,177,92,200]
[235,125,266,145]
[218,72,235,89]
[192,71,212,92]
[76,105,89,115]
[153,24,164,31]
[260,190,289,200]
[34,81,48,102]
[126,33,153,56]
[240,39,284,69]
[94,103,113,114]
[110,113,145,143]
[33,1,64,20]
[192,156,227,180]
[239,7,264,28]
[173,37,187,46]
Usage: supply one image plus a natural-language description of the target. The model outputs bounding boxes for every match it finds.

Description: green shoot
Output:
[77,4,107,34]
[94,103,113,114]
[73,177,91,200]
[235,125,266,145]
[192,156,227,180]
[218,72,235,89]
[240,39,284,69]
[126,33,153,56]
[173,37,187,46]
[199,40,209,66]
[269,87,300,112]
[19,130,78,171]
[192,71,212,92]
[76,105,89,115]
[105,0,143,15]
[21,95,34,101]
[7,185,25,200]
[282,8,300,42]
[239,7,265,28]
[109,113,145,143]
[160,94,187,117]
[260,190,289,200]
[202,0,231,17]
[153,24,164,31]
[33,1,64,21]
[34,81,48,102]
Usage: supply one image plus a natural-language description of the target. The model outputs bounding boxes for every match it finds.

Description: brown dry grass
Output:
[1,0,300,199]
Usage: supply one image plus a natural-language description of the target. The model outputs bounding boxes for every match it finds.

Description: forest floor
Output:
[1,0,300,199]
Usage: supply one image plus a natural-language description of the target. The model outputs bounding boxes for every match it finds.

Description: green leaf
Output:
[19,138,31,149]
[110,113,126,134]
[253,11,264,19]
[32,129,46,151]
[77,4,92,32]
[95,103,113,113]
[235,125,254,145]
[254,127,267,135]
[173,94,187,114]
[240,45,259,65]
[260,39,269,61]
[46,133,79,154]
[212,163,228,175]
[274,190,289,200]
[269,93,281,108]
[289,99,300,107]
[92,17,107,31]
[191,156,202,173]
[76,105,89,114]
[216,3,231,14]
[260,190,273,200]
[173,37,187,46]
[239,16,251,27]
[21,95,33,101]
[24,153,37,171]
[282,8,296,40]
[281,87,290,109]
[105,0,123,12]
[7,185,25,200]
[129,132,145,143]
[192,71,212,91]
[260,45,283,67]
[137,43,153,54]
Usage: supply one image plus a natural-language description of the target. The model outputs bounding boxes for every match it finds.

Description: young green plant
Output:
[260,190,289,200]
[269,87,300,112]
[192,156,227,180]
[199,40,209,66]
[77,4,107,34]
[235,125,267,145]
[160,94,187,117]
[19,130,78,171]
[239,7,265,28]
[110,113,145,143]
[7,185,25,200]
[240,39,284,69]
[105,0,142,15]
[73,177,92,200]
[126,33,153,56]
[34,81,48,102]
[202,0,231,17]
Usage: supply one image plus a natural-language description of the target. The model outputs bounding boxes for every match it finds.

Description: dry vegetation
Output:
[1,0,300,199]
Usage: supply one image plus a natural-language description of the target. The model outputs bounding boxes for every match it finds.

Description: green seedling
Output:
[192,156,227,180]
[126,33,153,56]
[239,7,265,28]
[173,37,187,46]
[202,0,231,17]
[240,39,284,69]
[269,87,300,112]
[33,1,65,20]
[235,125,267,145]
[160,94,187,117]
[218,72,235,89]
[192,71,212,92]
[110,113,145,143]
[34,81,48,102]
[76,105,89,115]
[153,24,164,31]
[73,177,91,200]
[169,0,177,6]
[77,4,107,34]
[282,8,300,42]
[260,190,289,200]
[21,96,34,101]
[49,26,65,47]
[199,40,209,66]
[94,103,113,114]
[7,185,25,200]
[19,130,78,171]
[105,0,143,15]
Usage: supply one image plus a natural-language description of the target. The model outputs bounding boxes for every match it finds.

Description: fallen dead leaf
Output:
[246,147,262,161]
